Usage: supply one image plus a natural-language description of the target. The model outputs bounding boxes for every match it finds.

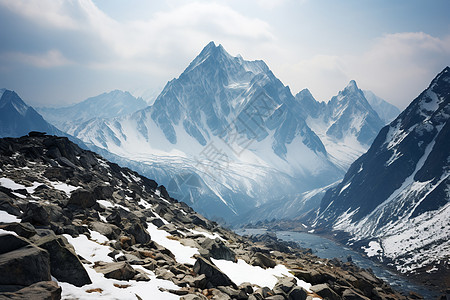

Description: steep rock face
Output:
[37,90,147,134]
[315,67,450,279]
[64,42,342,222]
[296,82,385,170]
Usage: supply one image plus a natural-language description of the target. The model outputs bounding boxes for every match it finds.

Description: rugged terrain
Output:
[312,67,450,290]
[0,134,420,299]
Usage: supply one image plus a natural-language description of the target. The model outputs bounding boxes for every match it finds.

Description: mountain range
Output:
[1,41,447,293]
[30,42,398,223]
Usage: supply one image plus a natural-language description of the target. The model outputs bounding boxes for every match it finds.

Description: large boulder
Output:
[20,202,51,226]
[342,288,371,300]
[35,235,91,287]
[94,262,136,280]
[0,234,30,255]
[310,283,340,300]
[272,277,296,296]
[0,223,36,239]
[0,241,51,286]
[67,189,96,208]
[288,286,308,300]
[124,222,150,245]
[193,256,236,289]
[88,221,120,240]
[0,281,61,300]
[200,238,236,262]
[250,252,276,269]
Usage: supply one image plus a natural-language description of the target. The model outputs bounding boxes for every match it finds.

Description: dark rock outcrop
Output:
[35,235,91,287]
[193,256,236,288]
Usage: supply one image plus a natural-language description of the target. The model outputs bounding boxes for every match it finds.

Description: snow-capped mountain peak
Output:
[315,66,450,277]
[0,90,29,116]
[296,81,384,170]
[65,42,342,221]
[344,79,358,92]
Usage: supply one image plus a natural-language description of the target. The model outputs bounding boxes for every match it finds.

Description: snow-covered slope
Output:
[315,67,450,277]
[37,90,147,133]
[296,82,385,170]
[363,90,401,123]
[69,42,343,222]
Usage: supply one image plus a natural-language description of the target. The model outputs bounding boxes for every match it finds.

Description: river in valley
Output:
[235,228,440,299]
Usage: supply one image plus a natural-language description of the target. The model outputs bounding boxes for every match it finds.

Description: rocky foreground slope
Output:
[0,134,421,299]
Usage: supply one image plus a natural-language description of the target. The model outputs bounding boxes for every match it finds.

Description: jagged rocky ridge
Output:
[313,67,450,290]
[0,134,417,299]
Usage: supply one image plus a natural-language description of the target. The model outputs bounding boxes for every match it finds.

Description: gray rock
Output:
[342,288,370,300]
[182,274,207,289]
[248,294,264,300]
[288,286,308,300]
[0,222,36,238]
[310,284,340,300]
[67,189,96,208]
[193,256,236,288]
[0,281,61,300]
[253,287,272,298]
[211,289,232,300]
[94,261,136,280]
[88,221,120,240]
[0,234,30,255]
[200,238,236,262]
[134,269,150,282]
[124,222,150,244]
[0,244,51,286]
[250,252,276,269]
[149,217,165,228]
[20,202,51,226]
[93,185,114,200]
[273,277,297,295]
[239,282,253,295]
[35,235,91,287]
[217,286,240,298]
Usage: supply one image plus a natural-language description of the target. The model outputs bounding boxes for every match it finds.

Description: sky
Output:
[0,0,449,109]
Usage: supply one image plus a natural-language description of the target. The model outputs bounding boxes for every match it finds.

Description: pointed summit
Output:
[0,90,29,116]
[184,41,233,73]
[345,80,358,91]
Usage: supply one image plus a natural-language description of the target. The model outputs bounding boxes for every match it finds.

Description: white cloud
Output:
[0,0,81,29]
[0,0,274,68]
[284,32,450,108]
[1,49,73,68]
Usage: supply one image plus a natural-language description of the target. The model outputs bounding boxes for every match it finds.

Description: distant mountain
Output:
[0,89,87,148]
[363,90,401,123]
[37,90,147,133]
[314,67,450,279]
[66,41,343,222]
[296,81,385,170]
[0,89,61,137]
